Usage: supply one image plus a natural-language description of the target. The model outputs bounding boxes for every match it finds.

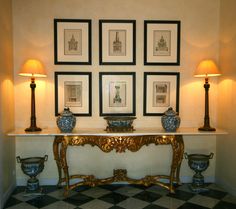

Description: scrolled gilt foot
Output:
[63,190,69,197]
[170,187,175,194]
[143,175,153,186]
[113,169,127,181]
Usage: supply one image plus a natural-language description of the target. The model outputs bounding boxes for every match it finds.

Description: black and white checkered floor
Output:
[4,184,236,209]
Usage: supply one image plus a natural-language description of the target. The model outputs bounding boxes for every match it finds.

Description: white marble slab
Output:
[8,127,227,137]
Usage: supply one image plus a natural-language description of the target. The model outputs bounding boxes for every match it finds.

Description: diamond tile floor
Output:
[3,184,236,209]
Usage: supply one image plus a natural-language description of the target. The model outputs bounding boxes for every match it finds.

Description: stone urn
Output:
[57,107,76,133]
[184,152,214,192]
[161,107,180,132]
[16,155,48,195]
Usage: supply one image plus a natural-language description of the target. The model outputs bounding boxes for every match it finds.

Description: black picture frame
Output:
[99,72,136,116]
[54,19,92,65]
[55,72,92,116]
[144,20,181,65]
[143,72,180,116]
[99,20,136,65]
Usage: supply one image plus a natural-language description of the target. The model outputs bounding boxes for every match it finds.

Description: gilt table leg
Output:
[175,135,184,185]
[60,137,70,196]
[169,135,184,193]
[53,136,63,186]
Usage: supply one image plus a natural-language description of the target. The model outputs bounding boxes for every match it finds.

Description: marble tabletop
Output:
[8,127,227,137]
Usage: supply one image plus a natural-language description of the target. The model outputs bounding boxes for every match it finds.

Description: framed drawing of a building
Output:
[99,20,136,65]
[54,19,92,65]
[99,72,136,116]
[144,20,181,65]
[55,72,92,116]
[143,72,180,116]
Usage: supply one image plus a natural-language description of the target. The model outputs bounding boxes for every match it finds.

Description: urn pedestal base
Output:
[23,178,43,196]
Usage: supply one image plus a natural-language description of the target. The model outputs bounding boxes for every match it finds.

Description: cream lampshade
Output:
[194,59,221,131]
[19,59,47,78]
[19,59,47,132]
[194,60,221,78]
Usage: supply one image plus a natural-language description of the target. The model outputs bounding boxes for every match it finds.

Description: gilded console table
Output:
[53,134,184,196]
[8,127,227,196]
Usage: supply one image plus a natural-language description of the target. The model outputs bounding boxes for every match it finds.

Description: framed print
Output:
[99,20,136,65]
[55,72,92,116]
[144,72,180,116]
[144,20,181,65]
[99,72,136,116]
[54,19,92,65]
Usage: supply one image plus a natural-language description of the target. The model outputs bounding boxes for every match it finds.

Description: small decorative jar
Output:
[56,107,76,133]
[161,107,180,132]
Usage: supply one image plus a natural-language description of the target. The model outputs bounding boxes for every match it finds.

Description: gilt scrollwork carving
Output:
[54,134,184,196]
[65,135,178,153]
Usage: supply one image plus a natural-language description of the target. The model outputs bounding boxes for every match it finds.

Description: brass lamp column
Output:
[19,59,47,132]
[194,60,221,131]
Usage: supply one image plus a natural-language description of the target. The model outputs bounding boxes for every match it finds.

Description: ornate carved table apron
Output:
[53,134,184,196]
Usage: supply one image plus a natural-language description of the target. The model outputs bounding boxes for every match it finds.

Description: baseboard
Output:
[17,176,215,187]
[215,177,236,196]
[17,178,93,186]
[2,181,16,209]
[180,176,215,183]
[17,178,58,186]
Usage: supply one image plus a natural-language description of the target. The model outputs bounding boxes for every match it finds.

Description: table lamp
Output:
[194,60,221,131]
[19,59,47,132]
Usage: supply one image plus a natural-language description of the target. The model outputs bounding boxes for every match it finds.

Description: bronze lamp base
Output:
[198,126,215,132]
[25,126,42,132]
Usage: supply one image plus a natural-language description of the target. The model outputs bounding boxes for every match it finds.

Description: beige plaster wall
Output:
[13,0,220,184]
[216,0,236,195]
[0,0,15,206]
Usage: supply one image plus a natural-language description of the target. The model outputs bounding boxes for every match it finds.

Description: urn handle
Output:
[183,152,189,159]
[44,155,48,161]
[16,156,22,163]
[208,152,214,159]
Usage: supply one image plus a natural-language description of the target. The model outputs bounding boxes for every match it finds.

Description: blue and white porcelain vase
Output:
[161,107,180,132]
[56,107,76,133]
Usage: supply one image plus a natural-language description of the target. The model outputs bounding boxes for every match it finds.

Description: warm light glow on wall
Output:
[1,79,15,131]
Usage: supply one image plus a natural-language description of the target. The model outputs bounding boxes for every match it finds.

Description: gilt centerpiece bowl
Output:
[104,116,136,132]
